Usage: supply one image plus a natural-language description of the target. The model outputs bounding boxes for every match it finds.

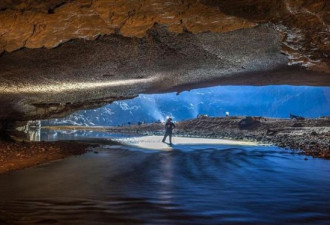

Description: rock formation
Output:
[1,0,329,71]
[0,0,329,124]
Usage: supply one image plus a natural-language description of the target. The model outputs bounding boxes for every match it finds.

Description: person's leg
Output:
[169,133,172,144]
[162,133,168,142]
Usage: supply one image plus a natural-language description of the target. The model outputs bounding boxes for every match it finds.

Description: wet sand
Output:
[0,136,259,174]
[112,135,259,150]
[1,116,329,174]
[46,116,330,159]
[0,141,88,174]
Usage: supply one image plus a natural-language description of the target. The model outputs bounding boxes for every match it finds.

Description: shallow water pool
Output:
[0,136,330,224]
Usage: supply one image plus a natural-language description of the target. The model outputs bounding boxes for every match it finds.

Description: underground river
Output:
[0,131,330,224]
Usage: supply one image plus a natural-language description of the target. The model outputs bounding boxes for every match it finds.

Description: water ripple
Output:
[0,144,330,224]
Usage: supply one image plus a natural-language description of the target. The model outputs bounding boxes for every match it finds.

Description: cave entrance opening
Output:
[43,85,330,127]
[27,84,329,142]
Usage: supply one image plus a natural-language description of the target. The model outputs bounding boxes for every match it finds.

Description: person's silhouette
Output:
[162,118,175,145]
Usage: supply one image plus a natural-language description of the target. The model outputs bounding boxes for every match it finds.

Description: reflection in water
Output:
[27,129,40,142]
[158,151,174,207]
[0,134,330,225]
[13,121,41,142]
[39,129,139,142]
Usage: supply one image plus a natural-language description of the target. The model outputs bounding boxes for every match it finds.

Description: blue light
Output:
[45,85,330,126]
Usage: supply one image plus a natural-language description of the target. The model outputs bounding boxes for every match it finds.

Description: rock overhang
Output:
[0,0,329,122]
[0,0,329,71]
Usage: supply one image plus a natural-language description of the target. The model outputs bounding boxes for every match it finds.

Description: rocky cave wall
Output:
[0,0,329,131]
[0,0,329,71]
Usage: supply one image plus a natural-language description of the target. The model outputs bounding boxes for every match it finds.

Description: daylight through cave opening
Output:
[42,85,329,128]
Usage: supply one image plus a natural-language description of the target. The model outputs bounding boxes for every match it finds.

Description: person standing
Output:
[162,118,175,145]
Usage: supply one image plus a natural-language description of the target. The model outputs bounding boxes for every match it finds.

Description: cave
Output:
[0,0,330,224]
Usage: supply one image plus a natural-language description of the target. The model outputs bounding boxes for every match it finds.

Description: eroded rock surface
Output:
[0,0,329,71]
[0,1,329,125]
[207,0,330,72]
[1,25,328,122]
[0,0,255,51]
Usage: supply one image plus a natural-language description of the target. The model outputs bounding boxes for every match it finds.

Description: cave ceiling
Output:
[0,0,329,121]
